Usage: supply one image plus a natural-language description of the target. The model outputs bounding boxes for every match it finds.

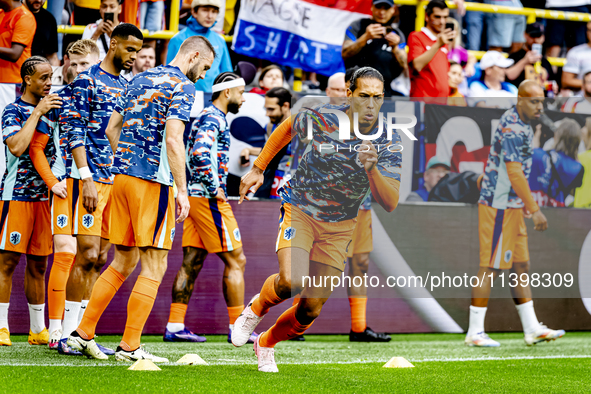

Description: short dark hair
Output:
[348,66,384,93]
[259,64,283,83]
[266,87,292,108]
[426,0,448,16]
[179,35,217,59]
[111,23,144,42]
[140,43,154,51]
[212,72,241,101]
[345,66,360,85]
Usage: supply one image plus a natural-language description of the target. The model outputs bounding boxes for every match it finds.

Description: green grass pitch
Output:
[2,333,591,393]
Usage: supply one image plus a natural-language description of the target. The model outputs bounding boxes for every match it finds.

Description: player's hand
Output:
[176,189,190,223]
[35,94,62,116]
[364,24,385,41]
[525,50,543,64]
[82,178,98,214]
[239,165,264,204]
[385,32,400,47]
[240,148,250,167]
[52,179,67,199]
[215,187,227,202]
[522,207,532,219]
[358,140,378,172]
[437,28,455,47]
[532,210,548,232]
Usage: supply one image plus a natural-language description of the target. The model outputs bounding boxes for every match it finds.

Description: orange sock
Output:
[292,295,300,307]
[48,252,75,320]
[120,276,160,351]
[227,305,244,325]
[168,303,188,324]
[251,274,285,317]
[259,306,313,348]
[349,297,367,333]
[77,266,126,340]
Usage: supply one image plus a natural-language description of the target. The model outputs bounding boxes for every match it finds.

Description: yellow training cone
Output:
[177,354,208,365]
[128,359,161,371]
[383,357,414,368]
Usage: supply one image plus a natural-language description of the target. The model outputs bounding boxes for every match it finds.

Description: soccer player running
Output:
[61,24,143,355]
[29,39,101,354]
[465,80,565,347]
[233,67,403,372]
[165,72,251,343]
[67,36,216,362]
[0,56,62,346]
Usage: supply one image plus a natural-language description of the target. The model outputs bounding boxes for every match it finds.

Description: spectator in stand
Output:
[82,0,121,60]
[139,0,164,32]
[72,0,101,26]
[24,0,59,66]
[250,65,284,95]
[52,41,75,86]
[341,0,407,97]
[562,68,591,114]
[545,1,590,59]
[574,124,591,208]
[469,51,517,108]
[408,0,455,98]
[562,22,591,92]
[506,22,556,96]
[464,0,485,51]
[447,17,476,78]
[530,119,584,207]
[326,72,347,104]
[0,0,36,84]
[121,44,156,80]
[166,0,231,93]
[448,62,467,106]
[406,157,451,202]
[484,0,526,53]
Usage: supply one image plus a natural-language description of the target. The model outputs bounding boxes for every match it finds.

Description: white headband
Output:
[211,78,245,93]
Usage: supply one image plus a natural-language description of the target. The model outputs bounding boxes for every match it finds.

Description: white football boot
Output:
[254,333,278,373]
[465,332,501,347]
[67,332,108,359]
[48,328,62,350]
[524,325,565,346]
[115,345,169,363]
[232,294,265,347]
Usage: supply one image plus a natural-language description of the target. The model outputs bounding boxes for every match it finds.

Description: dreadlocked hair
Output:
[20,56,50,94]
[211,72,241,101]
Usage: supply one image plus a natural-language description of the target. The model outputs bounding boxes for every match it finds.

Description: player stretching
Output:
[62,24,143,355]
[465,80,565,347]
[165,72,252,343]
[67,36,215,362]
[0,57,62,346]
[233,67,403,372]
[29,40,101,354]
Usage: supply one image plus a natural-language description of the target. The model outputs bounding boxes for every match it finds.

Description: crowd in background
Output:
[0,0,590,207]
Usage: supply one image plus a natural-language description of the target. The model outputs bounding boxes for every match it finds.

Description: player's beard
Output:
[227,100,240,114]
[113,55,130,71]
[187,61,203,83]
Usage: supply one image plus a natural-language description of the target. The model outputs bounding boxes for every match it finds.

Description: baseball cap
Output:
[426,156,450,171]
[373,0,395,7]
[525,22,545,38]
[479,51,515,70]
[191,0,221,9]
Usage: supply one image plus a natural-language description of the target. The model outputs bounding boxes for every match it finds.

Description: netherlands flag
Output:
[232,0,372,76]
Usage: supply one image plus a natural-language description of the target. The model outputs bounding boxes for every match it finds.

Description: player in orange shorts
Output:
[29,39,101,352]
[67,35,216,362]
[232,67,404,372]
[164,73,253,344]
[0,57,62,346]
[466,81,564,347]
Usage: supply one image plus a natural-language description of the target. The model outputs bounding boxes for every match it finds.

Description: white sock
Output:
[48,319,62,334]
[229,324,234,331]
[62,301,81,339]
[166,322,185,333]
[467,305,487,337]
[0,303,9,330]
[77,300,89,326]
[515,300,541,335]
[28,304,46,334]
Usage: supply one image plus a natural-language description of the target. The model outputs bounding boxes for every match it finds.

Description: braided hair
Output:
[211,72,241,101]
[20,56,50,94]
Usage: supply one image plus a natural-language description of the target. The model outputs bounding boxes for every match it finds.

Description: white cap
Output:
[480,51,515,70]
[191,0,222,9]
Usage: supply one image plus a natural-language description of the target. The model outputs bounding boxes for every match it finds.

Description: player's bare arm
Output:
[166,118,190,223]
[71,146,98,213]
[5,94,62,157]
[105,110,124,153]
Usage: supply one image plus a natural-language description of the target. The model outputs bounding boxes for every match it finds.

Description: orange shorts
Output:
[346,208,373,258]
[276,203,356,272]
[109,174,175,250]
[0,200,52,256]
[479,204,529,270]
[70,178,111,238]
[182,197,242,253]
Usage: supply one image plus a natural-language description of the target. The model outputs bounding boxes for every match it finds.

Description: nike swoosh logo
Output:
[33,309,43,312]
[65,309,70,312]
[52,289,65,292]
